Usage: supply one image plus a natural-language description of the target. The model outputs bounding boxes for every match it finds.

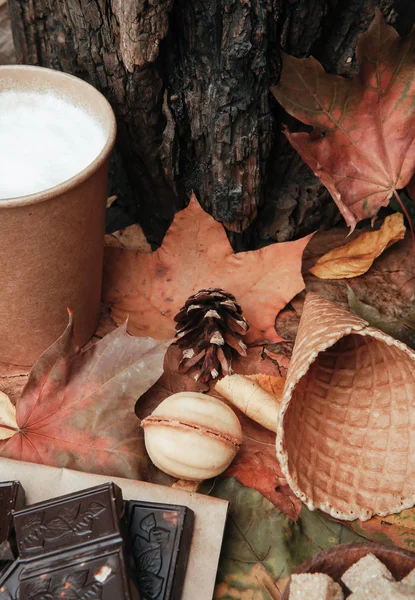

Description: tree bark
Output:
[7,0,414,248]
[0,0,15,64]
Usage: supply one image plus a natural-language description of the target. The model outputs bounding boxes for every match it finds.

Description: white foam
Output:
[0,91,107,199]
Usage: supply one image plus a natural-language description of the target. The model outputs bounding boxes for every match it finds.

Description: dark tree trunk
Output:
[7,0,414,249]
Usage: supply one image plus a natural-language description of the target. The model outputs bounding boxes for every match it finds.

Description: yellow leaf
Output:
[0,391,18,440]
[246,374,285,398]
[310,213,406,279]
[215,374,285,433]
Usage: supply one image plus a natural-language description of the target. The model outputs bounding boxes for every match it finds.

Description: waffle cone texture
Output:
[276,293,415,521]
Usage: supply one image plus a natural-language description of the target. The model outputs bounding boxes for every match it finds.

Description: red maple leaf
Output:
[0,313,169,479]
[271,10,415,230]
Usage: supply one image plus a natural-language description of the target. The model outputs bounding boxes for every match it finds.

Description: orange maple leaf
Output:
[271,10,415,230]
[103,195,312,344]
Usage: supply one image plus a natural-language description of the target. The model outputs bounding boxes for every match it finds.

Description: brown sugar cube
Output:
[289,573,344,600]
[349,580,415,599]
[341,553,394,592]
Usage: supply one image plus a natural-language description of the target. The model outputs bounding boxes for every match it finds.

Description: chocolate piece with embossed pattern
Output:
[19,544,131,600]
[13,483,124,560]
[125,500,193,600]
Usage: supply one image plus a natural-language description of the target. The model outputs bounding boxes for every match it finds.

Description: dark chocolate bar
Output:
[13,483,124,560]
[0,565,11,580]
[125,500,194,600]
[18,544,131,600]
[0,482,25,562]
[0,560,24,600]
[0,545,133,600]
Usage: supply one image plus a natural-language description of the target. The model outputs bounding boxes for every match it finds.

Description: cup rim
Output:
[0,65,117,208]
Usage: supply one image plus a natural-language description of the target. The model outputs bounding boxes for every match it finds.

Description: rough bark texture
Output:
[0,0,15,64]
[7,0,415,248]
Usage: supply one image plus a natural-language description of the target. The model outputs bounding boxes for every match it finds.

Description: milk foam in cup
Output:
[0,91,107,199]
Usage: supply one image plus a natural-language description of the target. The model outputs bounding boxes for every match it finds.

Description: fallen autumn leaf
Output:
[103,194,312,344]
[271,10,415,230]
[0,312,170,479]
[104,223,152,252]
[212,478,365,599]
[310,213,406,279]
[347,286,415,349]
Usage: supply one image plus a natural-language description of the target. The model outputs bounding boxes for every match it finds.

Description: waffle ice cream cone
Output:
[276,293,415,521]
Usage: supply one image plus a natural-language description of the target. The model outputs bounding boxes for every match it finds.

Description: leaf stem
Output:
[0,424,19,432]
[393,189,415,254]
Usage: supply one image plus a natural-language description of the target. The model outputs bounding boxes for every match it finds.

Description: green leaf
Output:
[211,478,366,599]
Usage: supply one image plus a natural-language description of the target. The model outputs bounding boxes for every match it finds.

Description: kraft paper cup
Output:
[0,65,116,365]
[276,292,415,521]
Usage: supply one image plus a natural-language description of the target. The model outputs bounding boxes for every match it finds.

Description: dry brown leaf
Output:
[246,374,286,398]
[273,303,301,341]
[103,194,312,344]
[347,286,415,349]
[310,213,406,279]
[262,344,292,371]
[215,373,284,433]
[271,11,415,230]
[104,224,152,252]
[233,345,289,378]
[305,229,415,317]
[281,230,415,343]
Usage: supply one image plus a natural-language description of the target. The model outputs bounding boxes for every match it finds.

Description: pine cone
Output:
[174,288,249,383]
